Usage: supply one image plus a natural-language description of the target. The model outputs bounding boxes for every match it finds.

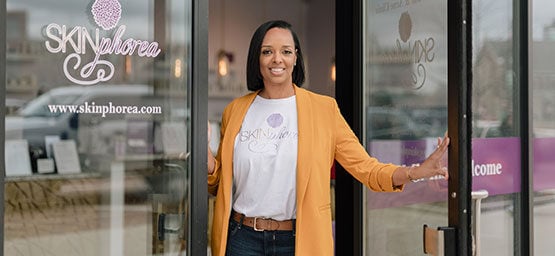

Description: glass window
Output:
[532,1,555,254]
[471,1,520,255]
[363,1,448,254]
[4,0,192,255]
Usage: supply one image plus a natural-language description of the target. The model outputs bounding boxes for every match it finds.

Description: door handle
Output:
[471,190,489,256]
[157,212,185,241]
[423,190,489,255]
[158,213,166,241]
[423,225,456,255]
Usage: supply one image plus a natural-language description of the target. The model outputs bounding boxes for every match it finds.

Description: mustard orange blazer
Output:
[208,86,403,256]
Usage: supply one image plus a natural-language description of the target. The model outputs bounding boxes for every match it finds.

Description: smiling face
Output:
[259,27,297,89]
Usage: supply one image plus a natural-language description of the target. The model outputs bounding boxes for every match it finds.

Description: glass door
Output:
[3,0,204,255]
[532,0,555,254]
[363,1,449,255]
[470,1,524,255]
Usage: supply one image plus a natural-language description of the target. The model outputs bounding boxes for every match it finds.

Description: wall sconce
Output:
[174,58,182,78]
[330,57,336,82]
[218,50,234,77]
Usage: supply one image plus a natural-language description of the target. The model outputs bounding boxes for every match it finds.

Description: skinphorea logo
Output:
[372,11,436,90]
[91,0,122,30]
[44,0,161,85]
[396,11,435,90]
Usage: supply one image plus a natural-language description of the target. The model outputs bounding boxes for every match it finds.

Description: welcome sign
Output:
[367,137,523,209]
[43,0,162,85]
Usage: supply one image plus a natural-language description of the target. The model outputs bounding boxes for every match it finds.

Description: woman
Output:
[207,20,449,256]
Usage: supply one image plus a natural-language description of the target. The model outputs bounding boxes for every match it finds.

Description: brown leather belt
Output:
[231,210,294,231]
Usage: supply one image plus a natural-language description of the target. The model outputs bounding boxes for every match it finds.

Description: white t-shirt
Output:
[232,95,298,220]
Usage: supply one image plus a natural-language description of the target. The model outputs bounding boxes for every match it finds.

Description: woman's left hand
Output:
[412,134,450,180]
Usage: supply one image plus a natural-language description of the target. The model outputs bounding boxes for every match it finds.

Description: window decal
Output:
[43,1,161,85]
[91,0,122,30]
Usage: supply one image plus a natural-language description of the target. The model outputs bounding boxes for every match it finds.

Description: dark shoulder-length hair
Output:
[246,20,306,91]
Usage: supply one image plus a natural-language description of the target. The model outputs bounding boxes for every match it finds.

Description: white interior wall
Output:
[208,0,335,120]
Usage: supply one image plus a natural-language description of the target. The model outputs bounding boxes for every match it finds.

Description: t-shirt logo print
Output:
[91,0,122,30]
[267,113,284,128]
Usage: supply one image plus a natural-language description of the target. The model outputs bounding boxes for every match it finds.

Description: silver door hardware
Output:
[471,190,489,256]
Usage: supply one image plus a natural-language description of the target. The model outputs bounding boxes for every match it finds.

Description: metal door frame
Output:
[335,1,364,255]
[190,0,209,255]
[446,0,473,254]
[0,1,6,254]
[335,0,475,255]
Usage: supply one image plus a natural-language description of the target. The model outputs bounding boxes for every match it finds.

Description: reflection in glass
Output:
[532,1,555,255]
[471,1,519,255]
[4,0,192,255]
[472,1,515,139]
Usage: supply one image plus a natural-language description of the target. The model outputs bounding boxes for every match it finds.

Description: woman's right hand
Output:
[411,134,450,180]
[207,121,215,174]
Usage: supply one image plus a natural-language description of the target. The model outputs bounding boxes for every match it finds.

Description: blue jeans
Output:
[225,218,295,256]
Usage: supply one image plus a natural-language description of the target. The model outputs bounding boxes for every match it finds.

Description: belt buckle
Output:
[253,217,266,231]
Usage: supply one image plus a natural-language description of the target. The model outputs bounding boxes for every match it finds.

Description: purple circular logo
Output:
[266,113,283,128]
[398,11,412,43]
[91,0,122,30]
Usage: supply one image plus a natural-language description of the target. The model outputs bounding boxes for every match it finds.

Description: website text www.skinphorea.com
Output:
[48,102,162,117]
